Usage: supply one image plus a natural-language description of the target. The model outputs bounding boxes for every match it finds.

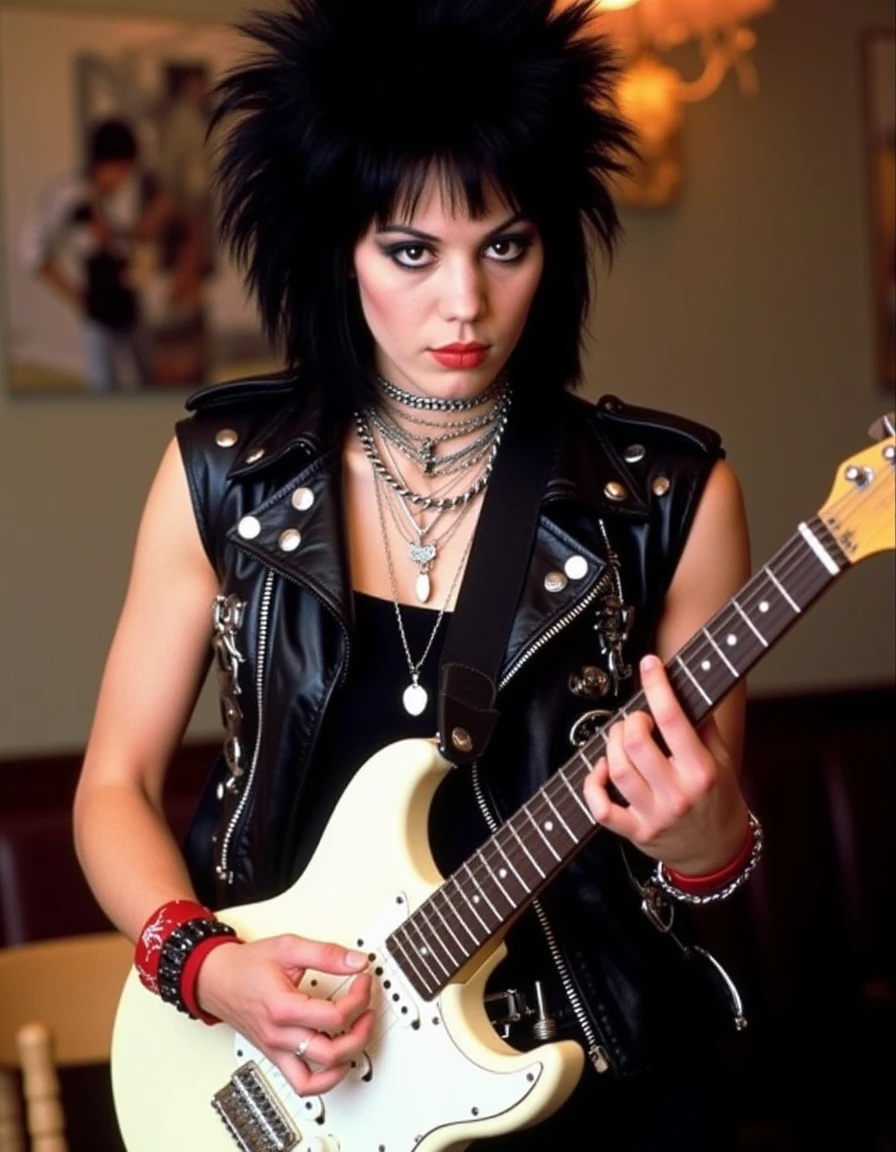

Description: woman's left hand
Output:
[583,653,750,875]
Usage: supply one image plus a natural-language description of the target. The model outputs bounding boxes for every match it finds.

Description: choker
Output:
[375,372,505,413]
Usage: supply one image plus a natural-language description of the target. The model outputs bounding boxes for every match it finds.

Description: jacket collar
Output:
[226,386,651,521]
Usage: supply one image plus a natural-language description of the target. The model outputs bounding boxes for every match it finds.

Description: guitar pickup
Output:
[212,1061,299,1151]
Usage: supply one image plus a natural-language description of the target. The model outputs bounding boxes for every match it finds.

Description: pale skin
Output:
[74,175,750,1098]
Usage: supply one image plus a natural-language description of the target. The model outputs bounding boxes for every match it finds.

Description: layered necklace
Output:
[360,374,508,714]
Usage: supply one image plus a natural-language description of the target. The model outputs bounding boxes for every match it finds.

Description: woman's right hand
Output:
[195,934,375,1097]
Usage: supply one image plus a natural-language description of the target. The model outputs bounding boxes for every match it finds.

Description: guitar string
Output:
[279,472,892,1006]
[391,475,895,975]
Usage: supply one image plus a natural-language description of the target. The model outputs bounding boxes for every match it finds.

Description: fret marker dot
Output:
[701,659,711,672]
[420,947,429,956]
[472,895,480,904]
[499,868,508,879]
[759,601,770,613]
[726,634,738,647]
[544,821,554,833]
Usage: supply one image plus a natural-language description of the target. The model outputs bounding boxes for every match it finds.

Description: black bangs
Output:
[211,0,634,413]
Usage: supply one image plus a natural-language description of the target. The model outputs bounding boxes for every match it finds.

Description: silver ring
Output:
[295,1035,313,1060]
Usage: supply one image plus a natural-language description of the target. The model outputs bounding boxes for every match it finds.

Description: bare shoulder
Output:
[658,459,751,654]
[81,437,219,793]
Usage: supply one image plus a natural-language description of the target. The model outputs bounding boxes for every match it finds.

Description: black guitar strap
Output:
[437,400,559,766]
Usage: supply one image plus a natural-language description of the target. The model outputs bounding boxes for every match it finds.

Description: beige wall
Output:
[1,0,894,755]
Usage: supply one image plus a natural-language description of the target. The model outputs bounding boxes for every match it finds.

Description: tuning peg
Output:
[868,414,895,441]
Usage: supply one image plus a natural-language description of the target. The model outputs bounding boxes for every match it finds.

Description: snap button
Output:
[215,428,239,448]
[244,447,266,464]
[278,528,302,552]
[237,515,262,540]
[652,476,671,497]
[564,555,589,581]
[604,481,627,502]
[451,727,474,754]
[544,571,568,593]
[624,444,646,463]
[291,487,315,512]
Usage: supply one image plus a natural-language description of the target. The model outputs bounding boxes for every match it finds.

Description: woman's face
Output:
[353,176,544,402]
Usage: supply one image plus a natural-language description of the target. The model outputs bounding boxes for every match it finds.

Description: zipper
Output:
[471,761,612,1074]
[483,540,621,1071]
[498,567,614,692]
[214,554,354,887]
[216,569,275,884]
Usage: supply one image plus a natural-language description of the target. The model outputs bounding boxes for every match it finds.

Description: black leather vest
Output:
[178,374,736,1077]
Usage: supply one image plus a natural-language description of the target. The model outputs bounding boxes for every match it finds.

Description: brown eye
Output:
[392,244,434,268]
[485,236,528,263]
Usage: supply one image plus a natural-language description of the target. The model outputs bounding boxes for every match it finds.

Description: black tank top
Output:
[288,592,448,878]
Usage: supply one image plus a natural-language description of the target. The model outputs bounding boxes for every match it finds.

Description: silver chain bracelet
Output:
[648,812,764,905]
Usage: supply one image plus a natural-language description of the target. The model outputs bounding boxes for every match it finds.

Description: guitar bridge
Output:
[212,1062,299,1151]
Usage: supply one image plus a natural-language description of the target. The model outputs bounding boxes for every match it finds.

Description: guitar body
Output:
[112,738,584,1152]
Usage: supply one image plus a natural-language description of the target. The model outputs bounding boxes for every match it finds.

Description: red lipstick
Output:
[429,342,489,370]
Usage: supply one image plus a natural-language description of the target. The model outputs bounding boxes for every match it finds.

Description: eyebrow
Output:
[376,212,529,242]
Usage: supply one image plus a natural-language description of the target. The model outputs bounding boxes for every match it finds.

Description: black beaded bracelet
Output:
[157,917,237,1018]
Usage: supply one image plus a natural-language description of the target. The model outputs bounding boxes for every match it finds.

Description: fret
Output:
[764,565,800,614]
[475,845,516,909]
[429,892,473,959]
[441,881,483,948]
[506,821,546,879]
[703,626,738,677]
[413,921,453,979]
[733,597,770,647]
[390,925,438,996]
[552,770,598,839]
[489,833,533,898]
[521,804,563,863]
[675,653,712,706]
[388,514,853,1002]
[460,860,501,925]
[575,748,595,781]
[538,787,576,844]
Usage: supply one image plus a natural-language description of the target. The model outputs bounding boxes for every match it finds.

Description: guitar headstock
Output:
[820,414,895,565]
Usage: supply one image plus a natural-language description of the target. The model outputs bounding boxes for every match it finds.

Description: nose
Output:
[438,257,486,324]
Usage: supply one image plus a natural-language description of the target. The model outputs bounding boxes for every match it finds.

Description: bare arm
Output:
[73,436,220,940]
[74,439,374,1095]
[584,459,753,873]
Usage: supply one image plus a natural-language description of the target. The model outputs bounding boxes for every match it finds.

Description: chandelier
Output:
[595,0,775,206]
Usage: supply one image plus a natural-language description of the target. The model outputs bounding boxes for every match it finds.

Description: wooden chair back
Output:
[0,933,132,1152]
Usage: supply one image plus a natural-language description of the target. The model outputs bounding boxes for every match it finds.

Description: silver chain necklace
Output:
[376,372,504,412]
[372,464,473,716]
[365,400,506,477]
[378,468,480,603]
[354,401,509,509]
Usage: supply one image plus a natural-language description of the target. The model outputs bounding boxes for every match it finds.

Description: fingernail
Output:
[346,951,368,970]
[641,654,660,673]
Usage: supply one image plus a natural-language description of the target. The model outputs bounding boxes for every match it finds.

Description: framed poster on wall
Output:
[0,7,278,395]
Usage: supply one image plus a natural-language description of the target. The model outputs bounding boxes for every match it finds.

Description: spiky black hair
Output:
[211,0,633,414]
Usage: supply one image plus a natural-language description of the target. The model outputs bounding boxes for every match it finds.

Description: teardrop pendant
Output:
[415,571,432,603]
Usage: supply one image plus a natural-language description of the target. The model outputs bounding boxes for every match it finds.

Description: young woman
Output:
[74,0,758,1146]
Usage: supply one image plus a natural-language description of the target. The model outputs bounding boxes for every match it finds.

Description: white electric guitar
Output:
[112,420,895,1152]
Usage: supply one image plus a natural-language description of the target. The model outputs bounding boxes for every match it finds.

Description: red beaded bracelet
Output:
[135,899,214,994]
[180,934,243,1026]
[664,819,756,896]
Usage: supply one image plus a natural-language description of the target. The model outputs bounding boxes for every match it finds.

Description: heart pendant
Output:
[409,543,437,564]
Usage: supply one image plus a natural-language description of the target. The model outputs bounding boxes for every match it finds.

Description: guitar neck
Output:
[385,513,849,1000]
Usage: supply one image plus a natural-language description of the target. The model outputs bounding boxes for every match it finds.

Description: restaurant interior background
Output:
[0,0,893,1149]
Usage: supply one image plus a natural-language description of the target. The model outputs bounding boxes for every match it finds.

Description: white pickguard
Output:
[111,739,584,1152]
